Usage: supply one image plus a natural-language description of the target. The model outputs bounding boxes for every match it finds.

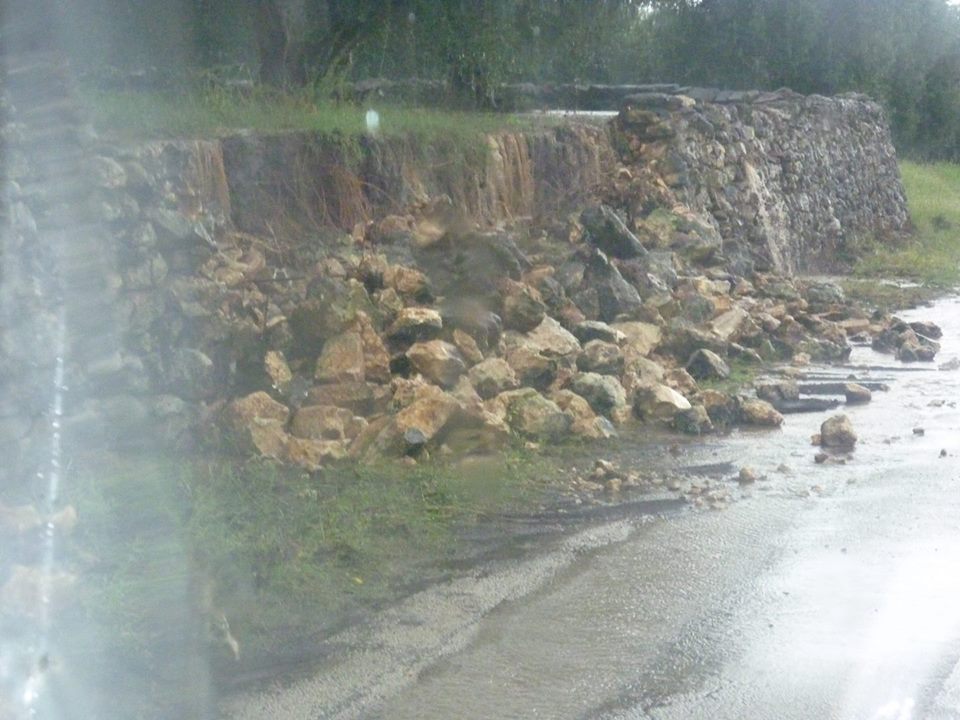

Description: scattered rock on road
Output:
[844,383,872,404]
[820,413,857,449]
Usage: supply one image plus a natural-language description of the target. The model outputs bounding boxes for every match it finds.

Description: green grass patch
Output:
[697,357,762,395]
[63,448,551,691]
[839,278,939,312]
[80,84,535,143]
[852,161,960,289]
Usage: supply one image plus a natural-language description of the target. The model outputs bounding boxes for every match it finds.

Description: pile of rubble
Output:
[207,197,938,471]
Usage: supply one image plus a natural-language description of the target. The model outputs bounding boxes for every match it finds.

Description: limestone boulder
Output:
[416,230,529,300]
[577,340,624,375]
[552,389,618,440]
[844,383,872,404]
[625,356,668,386]
[495,388,572,441]
[659,321,728,361]
[452,328,484,365]
[570,373,629,419]
[710,307,750,342]
[264,350,293,392]
[896,329,939,362]
[468,358,520,400]
[305,381,389,416]
[315,332,365,384]
[353,312,391,383]
[821,414,857,449]
[738,399,784,427]
[284,437,348,471]
[802,280,845,308]
[383,264,432,301]
[501,332,559,390]
[290,405,366,442]
[406,340,467,388]
[613,321,662,359]
[633,383,692,422]
[666,368,699,396]
[756,380,800,404]
[501,280,547,332]
[526,316,582,358]
[222,392,290,459]
[698,389,739,427]
[386,307,443,344]
[394,385,463,450]
[390,376,432,410]
[165,348,216,401]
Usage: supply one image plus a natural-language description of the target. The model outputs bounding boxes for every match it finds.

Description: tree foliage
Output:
[56,0,960,159]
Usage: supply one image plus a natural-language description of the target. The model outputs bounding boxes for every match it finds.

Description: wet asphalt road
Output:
[224,297,960,720]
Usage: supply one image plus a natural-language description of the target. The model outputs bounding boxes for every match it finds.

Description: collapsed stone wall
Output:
[0,87,916,471]
[29,123,610,450]
[608,88,909,274]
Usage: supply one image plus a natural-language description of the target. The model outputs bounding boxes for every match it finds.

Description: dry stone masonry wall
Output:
[609,88,909,274]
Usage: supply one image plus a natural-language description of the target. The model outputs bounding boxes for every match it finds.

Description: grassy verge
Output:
[849,161,960,303]
[64,448,551,688]
[80,84,535,143]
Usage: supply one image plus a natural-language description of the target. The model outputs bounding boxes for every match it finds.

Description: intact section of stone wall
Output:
[609,88,909,273]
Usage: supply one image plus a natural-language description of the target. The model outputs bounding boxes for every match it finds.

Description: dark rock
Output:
[775,398,842,414]
[441,299,502,350]
[910,320,942,340]
[414,230,529,301]
[581,250,643,322]
[581,204,648,259]
[572,320,625,345]
[673,405,714,435]
[164,348,216,401]
[686,348,730,381]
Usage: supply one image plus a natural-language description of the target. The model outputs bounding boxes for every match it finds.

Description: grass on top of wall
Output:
[80,84,538,143]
